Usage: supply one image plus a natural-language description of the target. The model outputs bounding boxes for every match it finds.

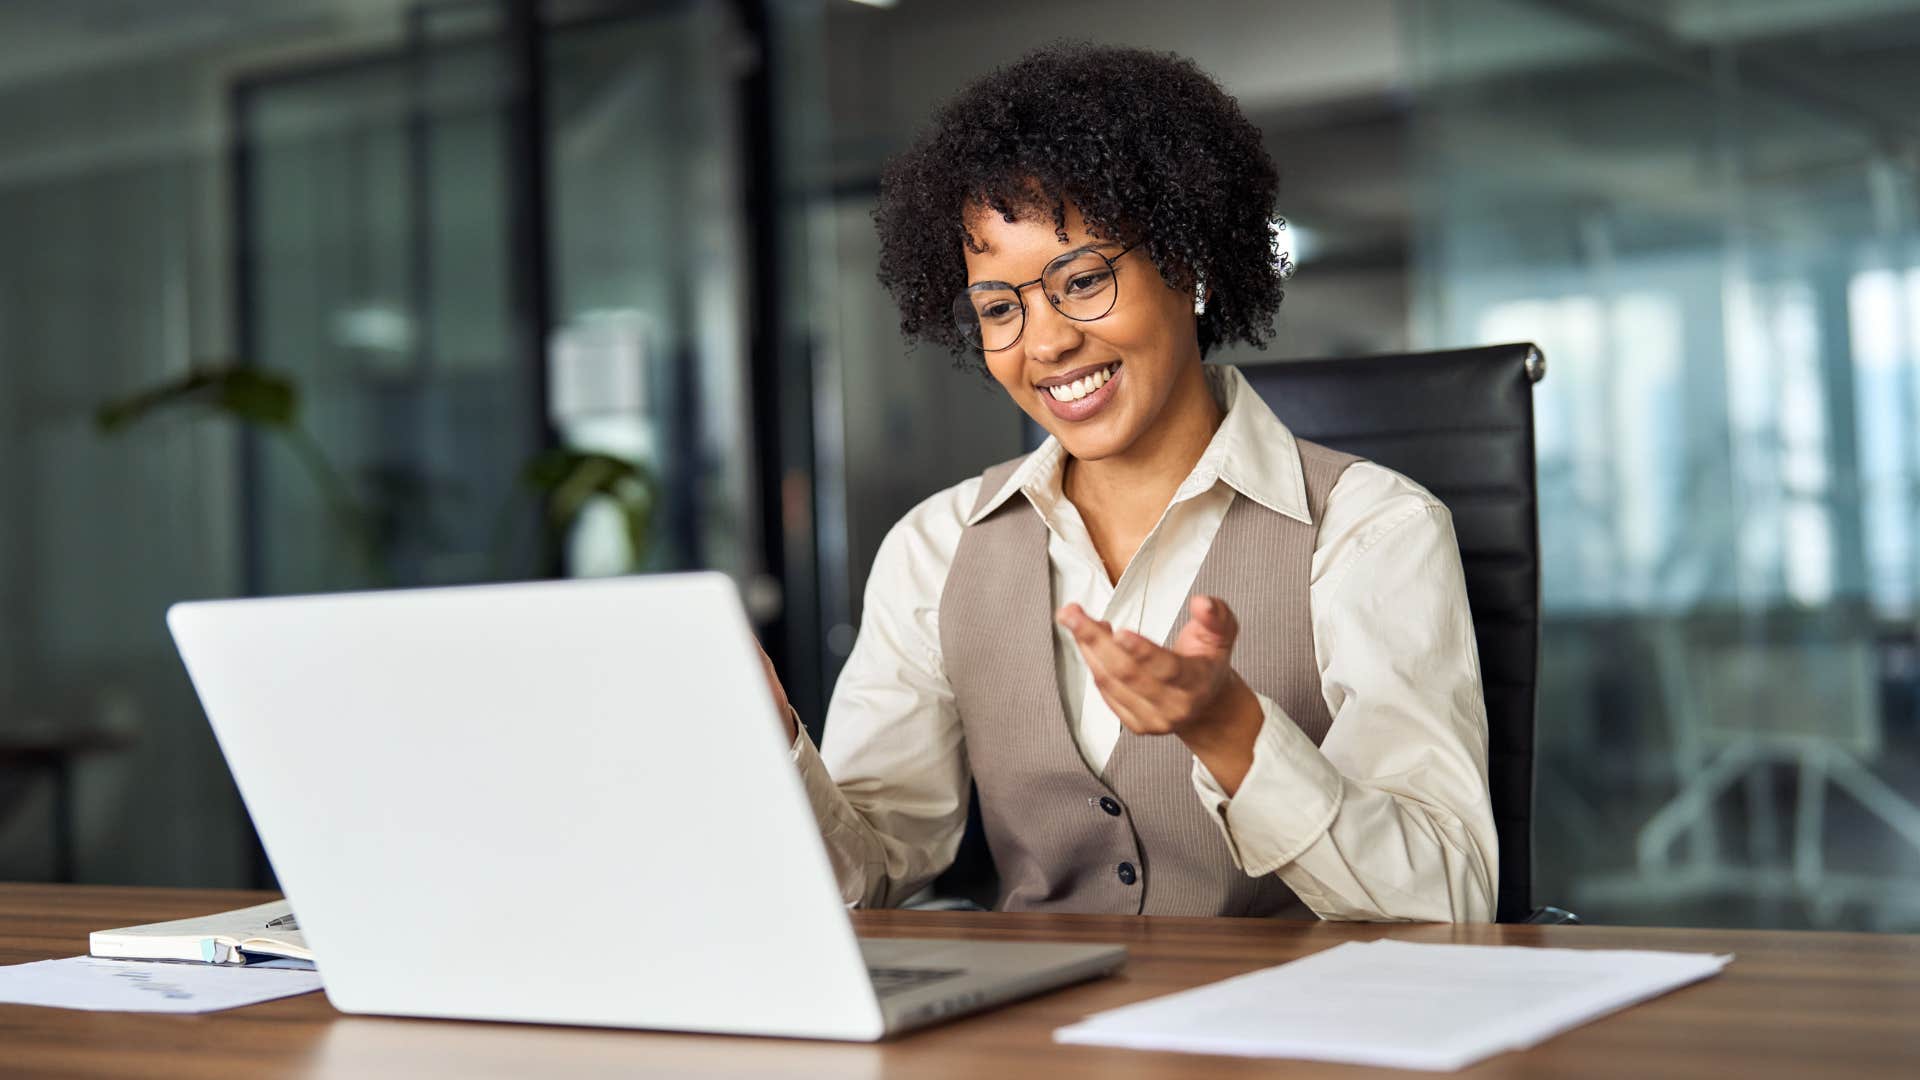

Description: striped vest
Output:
[937,439,1360,916]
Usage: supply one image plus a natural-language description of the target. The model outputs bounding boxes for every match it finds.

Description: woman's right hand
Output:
[755,639,799,744]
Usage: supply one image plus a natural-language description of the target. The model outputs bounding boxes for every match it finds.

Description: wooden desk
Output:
[3,884,1917,1078]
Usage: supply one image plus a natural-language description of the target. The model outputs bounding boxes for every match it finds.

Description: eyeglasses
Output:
[952,243,1137,352]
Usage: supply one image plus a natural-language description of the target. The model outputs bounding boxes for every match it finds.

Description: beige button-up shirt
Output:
[791,364,1498,921]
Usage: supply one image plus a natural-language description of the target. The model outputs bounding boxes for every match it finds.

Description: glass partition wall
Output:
[0,0,807,888]
[1406,0,1920,930]
[228,0,785,883]
[236,0,766,596]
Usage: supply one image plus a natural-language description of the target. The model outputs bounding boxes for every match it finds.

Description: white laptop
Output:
[166,572,1124,1040]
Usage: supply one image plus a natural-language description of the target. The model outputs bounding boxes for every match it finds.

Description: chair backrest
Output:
[1236,343,1543,922]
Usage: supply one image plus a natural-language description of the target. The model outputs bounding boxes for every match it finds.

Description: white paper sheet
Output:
[1055,939,1731,1072]
[0,956,324,1014]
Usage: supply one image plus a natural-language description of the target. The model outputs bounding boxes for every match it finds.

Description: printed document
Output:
[1055,939,1730,1071]
[0,956,323,1013]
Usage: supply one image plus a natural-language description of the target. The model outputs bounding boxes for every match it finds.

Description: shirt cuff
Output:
[788,723,844,828]
[1190,691,1345,876]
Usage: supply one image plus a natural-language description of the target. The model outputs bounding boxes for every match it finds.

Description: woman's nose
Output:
[1021,295,1084,365]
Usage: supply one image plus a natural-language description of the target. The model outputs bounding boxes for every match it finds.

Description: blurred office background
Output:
[1,0,1916,932]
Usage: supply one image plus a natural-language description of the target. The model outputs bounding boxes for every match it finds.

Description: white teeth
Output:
[1046,364,1117,403]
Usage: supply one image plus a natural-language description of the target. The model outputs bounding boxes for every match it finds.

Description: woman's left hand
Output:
[1057,595,1265,791]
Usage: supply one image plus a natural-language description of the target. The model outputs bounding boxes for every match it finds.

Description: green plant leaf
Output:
[94,366,298,434]
[94,363,386,584]
[518,448,659,569]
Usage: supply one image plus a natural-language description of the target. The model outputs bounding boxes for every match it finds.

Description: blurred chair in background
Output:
[1581,609,1920,930]
[0,688,139,882]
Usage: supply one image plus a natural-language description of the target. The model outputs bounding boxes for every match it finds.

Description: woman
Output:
[760,42,1497,922]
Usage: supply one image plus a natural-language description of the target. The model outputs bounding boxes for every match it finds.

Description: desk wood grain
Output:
[3,884,1917,1078]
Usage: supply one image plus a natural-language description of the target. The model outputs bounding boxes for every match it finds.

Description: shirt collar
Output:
[962,364,1312,527]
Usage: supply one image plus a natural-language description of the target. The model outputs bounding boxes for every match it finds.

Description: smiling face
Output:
[962,201,1214,467]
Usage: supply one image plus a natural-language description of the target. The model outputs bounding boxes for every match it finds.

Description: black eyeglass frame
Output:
[953,242,1139,352]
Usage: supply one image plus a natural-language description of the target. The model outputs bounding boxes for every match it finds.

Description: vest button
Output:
[1116,861,1137,886]
[1098,796,1122,817]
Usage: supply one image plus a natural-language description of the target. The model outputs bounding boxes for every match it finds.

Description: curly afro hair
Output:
[875,41,1283,370]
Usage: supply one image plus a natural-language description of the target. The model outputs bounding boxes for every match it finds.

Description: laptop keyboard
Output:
[868,966,965,998]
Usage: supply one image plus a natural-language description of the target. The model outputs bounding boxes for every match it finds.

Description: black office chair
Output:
[1238,343,1553,924]
[932,342,1566,924]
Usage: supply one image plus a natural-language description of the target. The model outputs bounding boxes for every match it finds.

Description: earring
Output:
[1193,276,1207,316]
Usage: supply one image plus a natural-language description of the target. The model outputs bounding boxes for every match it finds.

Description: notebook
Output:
[90,900,311,966]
